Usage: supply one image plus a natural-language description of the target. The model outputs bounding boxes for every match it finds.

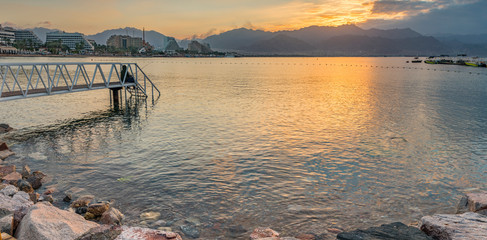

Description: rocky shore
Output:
[2,123,487,239]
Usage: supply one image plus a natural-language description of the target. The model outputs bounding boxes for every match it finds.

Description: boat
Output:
[465,62,479,67]
[425,60,437,64]
[411,60,422,63]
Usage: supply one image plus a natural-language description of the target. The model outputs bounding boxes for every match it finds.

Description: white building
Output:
[46,31,94,51]
[0,25,15,46]
[14,30,43,47]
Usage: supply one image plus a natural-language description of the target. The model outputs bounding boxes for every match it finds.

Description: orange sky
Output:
[0,0,475,38]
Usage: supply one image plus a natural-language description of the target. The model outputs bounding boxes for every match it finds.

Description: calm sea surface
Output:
[1,57,487,239]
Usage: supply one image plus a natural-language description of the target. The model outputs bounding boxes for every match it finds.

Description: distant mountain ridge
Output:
[203,25,448,55]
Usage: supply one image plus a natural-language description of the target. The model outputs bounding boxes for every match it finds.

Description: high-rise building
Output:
[0,25,15,46]
[14,30,43,47]
[46,31,94,51]
[106,35,143,49]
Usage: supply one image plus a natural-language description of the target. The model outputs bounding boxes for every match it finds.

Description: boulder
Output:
[29,192,40,203]
[0,124,14,133]
[15,202,99,240]
[457,192,487,215]
[250,227,280,240]
[0,185,18,197]
[2,172,21,185]
[0,141,9,151]
[76,225,123,240]
[21,165,31,179]
[87,202,110,217]
[39,194,54,203]
[1,232,16,240]
[420,212,487,239]
[100,207,124,225]
[337,222,432,240]
[11,206,30,236]
[16,179,34,193]
[0,150,15,160]
[0,214,12,233]
[26,171,46,189]
[115,226,182,240]
[0,190,33,218]
[71,195,95,208]
[0,165,15,178]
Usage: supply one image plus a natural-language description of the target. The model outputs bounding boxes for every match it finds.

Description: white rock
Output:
[115,226,182,240]
[420,212,487,240]
[0,185,18,196]
[0,190,33,215]
[457,192,487,215]
[15,202,99,240]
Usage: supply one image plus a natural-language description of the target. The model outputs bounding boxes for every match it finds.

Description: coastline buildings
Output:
[14,30,43,47]
[46,31,94,51]
[107,35,143,49]
[188,40,212,54]
[0,25,15,46]
[163,37,182,53]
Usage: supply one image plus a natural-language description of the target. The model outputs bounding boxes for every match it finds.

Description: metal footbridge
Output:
[0,62,160,102]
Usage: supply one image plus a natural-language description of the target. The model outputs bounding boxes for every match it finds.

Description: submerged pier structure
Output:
[0,62,160,103]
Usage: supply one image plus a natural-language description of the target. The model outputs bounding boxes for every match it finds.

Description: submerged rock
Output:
[420,212,487,240]
[180,225,200,239]
[250,227,280,240]
[16,202,99,240]
[63,194,73,202]
[140,211,161,221]
[337,222,432,240]
[100,207,124,225]
[457,191,487,215]
[0,150,15,160]
[71,195,95,208]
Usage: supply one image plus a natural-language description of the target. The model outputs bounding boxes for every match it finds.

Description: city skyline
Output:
[1,0,486,39]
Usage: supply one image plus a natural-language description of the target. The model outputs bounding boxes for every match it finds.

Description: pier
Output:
[0,62,160,103]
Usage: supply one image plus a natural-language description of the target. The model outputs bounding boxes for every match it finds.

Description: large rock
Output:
[100,207,124,225]
[0,184,18,197]
[71,195,95,208]
[0,214,12,233]
[15,202,99,240]
[26,171,46,189]
[3,172,21,185]
[87,202,110,217]
[0,165,15,178]
[457,192,487,215]
[250,227,280,240]
[16,179,34,193]
[0,190,33,217]
[420,212,487,240]
[76,225,123,240]
[337,222,432,240]
[115,226,182,240]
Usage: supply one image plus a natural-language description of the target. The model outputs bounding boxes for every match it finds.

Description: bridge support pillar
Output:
[110,87,123,107]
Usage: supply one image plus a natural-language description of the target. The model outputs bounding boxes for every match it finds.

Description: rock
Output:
[11,206,30,236]
[337,222,432,240]
[153,220,167,226]
[227,225,247,238]
[87,202,110,216]
[140,211,161,221]
[63,194,72,202]
[84,212,96,220]
[21,165,31,179]
[1,232,16,240]
[2,172,21,185]
[0,214,12,233]
[184,217,201,226]
[0,190,33,218]
[15,202,99,240]
[76,207,88,214]
[420,212,487,240]
[180,225,200,238]
[29,192,40,203]
[71,195,95,208]
[0,124,14,133]
[457,192,487,215]
[327,228,342,234]
[100,207,124,225]
[43,187,56,195]
[16,180,33,193]
[0,185,18,197]
[250,227,280,240]
[0,150,15,160]
[75,225,122,240]
[158,227,173,232]
[39,194,54,203]
[26,171,46,190]
[0,141,9,151]
[114,226,182,240]
[0,165,16,178]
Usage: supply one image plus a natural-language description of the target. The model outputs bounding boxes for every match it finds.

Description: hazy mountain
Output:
[87,27,168,49]
[433,33,487,45]
[242,34,316,54]
[319,35,445,56]
[204,28,273,51]
[202,24,432,55]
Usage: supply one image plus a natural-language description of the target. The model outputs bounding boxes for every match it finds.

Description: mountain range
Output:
[15,24,487,56]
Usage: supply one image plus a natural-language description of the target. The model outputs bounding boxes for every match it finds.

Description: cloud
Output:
[37,21,52,27]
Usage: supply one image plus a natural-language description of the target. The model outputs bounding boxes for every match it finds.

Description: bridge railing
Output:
[0,62,160,101]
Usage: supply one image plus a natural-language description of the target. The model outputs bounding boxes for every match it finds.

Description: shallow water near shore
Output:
[1,57,487,239]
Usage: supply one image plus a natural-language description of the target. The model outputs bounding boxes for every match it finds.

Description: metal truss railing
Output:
[0,62,160,102]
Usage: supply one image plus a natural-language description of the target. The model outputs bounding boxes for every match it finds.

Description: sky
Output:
[0,0,485,38]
